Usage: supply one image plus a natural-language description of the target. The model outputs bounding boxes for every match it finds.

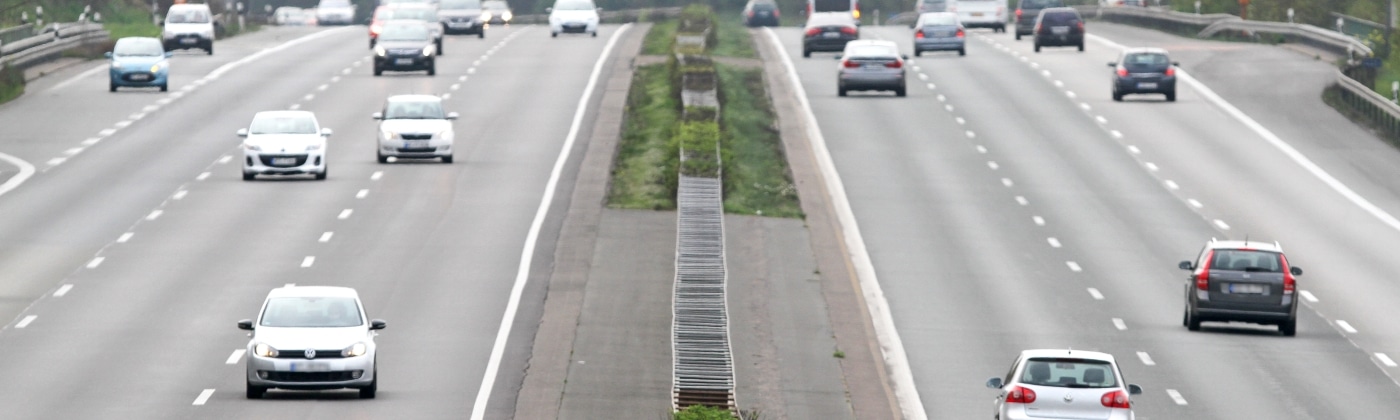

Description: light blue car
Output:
[107,37,171,92]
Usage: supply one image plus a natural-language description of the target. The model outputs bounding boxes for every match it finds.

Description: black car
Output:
[743,0,781,27]
[1031,7,1084,52]
[1180,239,1302,336]
[802,12,859,58]
[1013,0,1063,40]
[373,21,437,76]
[1110,48,1178,101]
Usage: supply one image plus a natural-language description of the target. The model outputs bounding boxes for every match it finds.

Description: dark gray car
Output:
[803,12,859,58]
[1110,47,1178,101]
[373,21,438,76]
[439,0,486,37]
[1013,0,1063,40]
[1180,240,1302,336]
[1032,7,1084,52]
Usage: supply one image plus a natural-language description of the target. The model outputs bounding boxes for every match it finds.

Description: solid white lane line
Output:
[1137,351,1156,366]
[1001,178,1013,187]
[1015,196,1028,206]
[1213,219,1230,230]
[218,155,232,164]
[15,315,37,328]
[226,349,246,364]
[53,285,73,297]
[146,210,163,220]
[1337,320,1358,333]
[86,257,105,269]
[301,257,315,268]
[1112,318,1126,330]
[1087,288,1103,300]
[1068,262,1083,272]
[1377,353,1398,367]
[197,172,211,181]
[356,189,369,199]
[173,190,188,200]
[1033,216,1045,226]
[338,209,353,219]
[1300,290,1318,303]
[319,232,334,242]
[192,389,215,405]
[117,232,134,243]
[371,171,383,181]
[1047,238,1061,248]
[0,152,37,199]
[1166,389,1188,405]
[471,24,640,420]
[1188,199,1203,208]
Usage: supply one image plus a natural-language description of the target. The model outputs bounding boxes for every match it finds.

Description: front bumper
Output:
[244,151,326,176]
[246,353,375,390]
[375,55,435,71]
[552,21,597,33]
[379,136,453,158]
[109,69,168,87]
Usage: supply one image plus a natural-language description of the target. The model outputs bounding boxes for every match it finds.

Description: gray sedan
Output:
[837,40,908,97]
[913,12,965,56]
[239,286,387,399]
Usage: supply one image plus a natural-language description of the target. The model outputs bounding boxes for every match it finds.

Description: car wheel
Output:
[1078,42,1084,52]
[1015,32,1021,40]
[838,86,847,97]
[551,32,558,38]
[591,31,598,37]
[1165,90,1176,102]
[442,155,453,164]
[1033,43,1040,53]
[377,152,389,164]
[109,82,117,92]
[160,83,168,92]
[242,172,255,181]
[958,48,965,56]
[1185,307,1201,331]
[428,65,436,76]
[246,380,266,399]
[374,67,383,76]
[359,368,377,399]
[437,41,444,55]
[896,87,906,97]
[914,50,922,57]
[479,30,485,39]
[370,40,375,49]
[1112,89,1123,102]
[803,49,811,58]
[315,166,327,180]
[1280,318,1297,337]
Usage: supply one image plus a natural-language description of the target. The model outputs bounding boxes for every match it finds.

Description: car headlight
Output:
[243,143,261,151]
[481,11,492,21]
[374,45,387,57]
[111,61,122,69]
[381,130,398,139]
[342,342,368,357]
[254,343,279,357]
[502,11,512,21]
[422,45,435,56]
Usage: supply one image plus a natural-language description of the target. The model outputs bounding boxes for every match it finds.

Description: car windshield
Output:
[380,24,431,41]
[259,297,363,328]
[441,0,483,9]
[1124,53,1169,70]
[250,115,318,135]
[1211,249,1283,272]
[920,13,957,26]
[386,100,445,119]
[484,1,509,10]
[1021,358,1118,388]
[554,0,595,11]
[847,45,897,58]
[919,0,948,12]
[113,38,163,57]
[167,9,210,23]
[385,8,437,20]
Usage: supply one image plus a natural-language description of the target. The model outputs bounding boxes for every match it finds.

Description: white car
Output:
[547,0,600,37]
[315,0,357,25]
[162,3,215,54]
[953,0,1008,32]
[237,111,331,180]
[375,95,458,163]
[986,349,1142,420]
[238,286,387,399]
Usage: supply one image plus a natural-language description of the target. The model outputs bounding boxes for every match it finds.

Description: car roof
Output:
[1020,349,1116,362]
[387,94,443,103]
[845,39,898,48]
[1207,239,1283,252]
[254,110,316,119]
[266,285,361,299]
[1124,47,1169,55]
[169,3,211,10]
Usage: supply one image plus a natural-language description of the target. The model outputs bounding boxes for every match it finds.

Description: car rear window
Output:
[920,13,957,25]
[1021,358,1118,388]
[1123,53,1169,69]
[260,297,363,328]
[1021,0,1062,8]
[1041,11,1079,25]
[1210,249,1283,272]
[847,45,897,57]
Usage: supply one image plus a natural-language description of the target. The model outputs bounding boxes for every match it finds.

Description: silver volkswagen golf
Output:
[375,95,458,163]
[238,286,387,399]
[986,349,1142,420]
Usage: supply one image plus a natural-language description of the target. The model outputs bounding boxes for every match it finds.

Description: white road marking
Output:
[1164,180,1179,190]
[912,65,921,71]
[303,94,315,101]
[53,285,73,297]
[1188,199,1203,208]
[356,189,369,199]
[1087,287,1103,299]
[15,315,36,328]
[1166,389,1188,405]
[1377,353,1398,367]
[99,128,116,137]
[1299,290,1318,303]
[317,84,328,91]
[371,171,383,180]
[301,256,315,268]
[130,113,145,120]
[1137,351,1156,366]
[64,148,83,156]
[87,256,105,269]
[1047,238,1061,248]
[169,91,185,99]
[451,84,461,90]
[955,117,965,125]
[926,82,936,89]
[1015,196,1028,206]
[459,75,468,81]
[289,104,301,110]
[332,76,341,82]
[1145,162,1158,171]
[1080,103,1091,111]
[1110,130,1122,139]
[1041,69,1051,77]
[157,98,173,105]
[1068,261,1083,272]
[1337,320,1357,333]
[442,93,453,100]
[218,155,232,164]
[1066,91,1076,99]
[1095,116,1108,124]
[936,94,946,102]
[965,131,976,139]
[117,232,134,243]
[944,104,954,112]
[319,232,334,242]
[975,145,987,153]
[1054,80,1063,87]
[468,68,477,74]
[338,209,353,219]
[173,190,188,200]
[1001,178,1013,187]
[47,64,109,92]
[342,68,352,74]
[197,172,211,181]
[918,73,929,81]
[146,210,163,220]
[1112,318,1126,330]
[181,85,196,92]
[192,389,215,405]
[1033,216,1045,226]
[46,158,65,166]
[1213,219,1230,230]
[226,350,246,364]
[473,60,481,66]
[82,138,101,146]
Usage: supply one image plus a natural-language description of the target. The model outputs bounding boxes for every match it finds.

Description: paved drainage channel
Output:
[672,175,736,410]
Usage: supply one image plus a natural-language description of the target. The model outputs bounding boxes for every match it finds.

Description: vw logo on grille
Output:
[1063,394,1074,403]
[305,349,316,359]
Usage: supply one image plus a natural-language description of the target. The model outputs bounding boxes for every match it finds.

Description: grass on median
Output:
[609,63,680,210]
[643,19,678,55]
[717,63,802,218]
[711,10,757,59]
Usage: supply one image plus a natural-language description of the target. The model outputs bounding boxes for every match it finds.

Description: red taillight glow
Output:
[916,30,925,38]
[747,10,754,17]
[956,28,965,37]
[1077,22,1085,32]
[370,23,383,35]
[1165,67,1175,76]
[1015,8,1023,20]
[842,59,860,68]
[1116,67,1128,77]
[1101,390,1131,409]
[805,27,822,37]
[1006,386,1037,404]
[1195,250,1214,291]
[885,60,902,69]
[774,9,780,17]
[840,26,858,35]
[1281,254,1296,295]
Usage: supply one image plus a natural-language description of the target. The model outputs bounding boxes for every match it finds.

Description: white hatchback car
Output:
[547,0,600,37]
[374,95,458,163]
[162,3,215,54]
[238,286,387,399]
[986,349,1142,420]
[238,111,331,180]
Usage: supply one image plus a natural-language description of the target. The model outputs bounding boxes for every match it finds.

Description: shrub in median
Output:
[677,120,721,178]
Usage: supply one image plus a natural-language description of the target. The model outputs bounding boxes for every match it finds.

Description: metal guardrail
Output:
[671,175,735,411]
[1076,5,1374,58]
[0,22,108,71]
[1332,69,1400,139]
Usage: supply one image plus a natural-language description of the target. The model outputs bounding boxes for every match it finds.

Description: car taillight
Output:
[842,59,860,68]
[370,23,383,35]
[1281,255,1296,295]
[840,26,858,35]
[1195,250,1214,291]
[1015,8,1022,21]
[885,60,902,69]
[1101,390,1131,409]
[956,28,965,37]
[916,30,925,38]
[1165,67,1175,76]
[1116,67,1128,77]
[774,9,780,17]
[805,27,822,37]
[747,10,754,17]
[1034,23,1041,33]
[1077,21,1085,32]
[1006,386,1037,403]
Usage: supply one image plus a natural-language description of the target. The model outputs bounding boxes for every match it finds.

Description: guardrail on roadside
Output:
[1075,5,1373,58]
[0,22,109,72]
[1332,69,1400,139]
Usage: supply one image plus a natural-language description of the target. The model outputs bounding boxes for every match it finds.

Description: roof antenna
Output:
[1244,234,1249,247]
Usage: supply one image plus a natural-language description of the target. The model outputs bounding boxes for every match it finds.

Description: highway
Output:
[0,23,626,418]
[768,21,1400,418]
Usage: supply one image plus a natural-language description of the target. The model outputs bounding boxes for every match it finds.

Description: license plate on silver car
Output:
[1226,283,1266,294]
[290,361,330,372]
[271,157,297,166]
[180,38,197,44]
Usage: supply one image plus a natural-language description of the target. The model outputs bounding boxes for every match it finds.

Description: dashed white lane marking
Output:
[1127,145,1140,154]
[1337,320,1358,333]
[1144,162,1158,171]
[459,75,468,81]
[1213,219,1230,230]
[290,104,302,110]
[53,285,73,297]
[15,315,36,328]
[317,84,328,91]
[1110,130,1122,139]
[157,98,173,105]
[82,138,101,146]
[1300,290,1318,303]
[944,104,954,112]
[468,68,477,74]
[117,232,134,243]
[332,76,342,82]
[918,73,929,81]
[1087,287,1103,300]
[86,257,105,269]
[1188,199,1203,208]
[1041,70,1051,77]
[451,84,461,90]
[338,209,353,219]
[975,145,987,153]
[1167,389,1188,405]
[197,172,211,181]
[226,349,246,364]
[442,93,453,100]
[473,60,481,66]
[173,190,188,200]
[64,148,83,156]
[99,128,116,137]
[46,158,65,166]
[1112,318,1126,330]
[1001,178,1013,187]
[1054,80,1064,87]
[130,113,146,121]
[319,232,334,242]
[1095,116,1108,124]
[1377,353,1398,367]
[192,389,215,405]
[303,94,315,101]
[1067,261,1083,272]
[301,256,315,268]
[371,171,383,181]
[1066,91,1076,99]
[1137,351,1156,366]
[115,120,132,129]
[1015,196,1028,206]
[1047,238,1061,248]
[1079,103,1091,112]
[356,189,369,199]
[926,82,936,89]
[1033,216,1045,226]
[965,131,976,139]
[342,68,352,74]
[218,155,232,164]
[146,210,163,221]
[955,117,965,125]
[1164,180,1179,190]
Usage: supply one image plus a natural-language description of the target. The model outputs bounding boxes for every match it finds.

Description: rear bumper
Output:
[1195,297,1295,324]
[1114,77,1175,93]
[804,37,854,52]
[914,38,964,51]
[839,72,905,91]
[1034,33,1084,46]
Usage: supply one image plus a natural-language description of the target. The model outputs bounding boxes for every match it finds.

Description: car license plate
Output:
[129,74,150,81]
[395,58,414,65]
[180,38,197,44]
[408,140,429,148]
[824,32,840,38]
[972,12,984,16]
[1226,283,1267,294]
[1137,82,1158,89]
[450,22,468,28]
[290,361,330,372]
[271,157,297,166]
[1051,26,1069,35]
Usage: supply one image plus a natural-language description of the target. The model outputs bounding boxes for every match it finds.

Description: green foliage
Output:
[712,9,756,58]
[678,120,721,177]
[833,349,846,358]
[674,404,739,420]
[0,64,23,105]
[610,64,680,210]
[716,64,801,218]
[643,18,678,55]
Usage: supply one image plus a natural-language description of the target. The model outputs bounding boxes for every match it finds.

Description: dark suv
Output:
[1013,0,1063,40]
[1032,7,1084,52]
[1179,240,1303,336]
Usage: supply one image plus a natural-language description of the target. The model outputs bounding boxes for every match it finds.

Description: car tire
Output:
[958,48,965,56]
[160,83,168,92]
[803,49,811,58]
[242,172,255,181]
[1112,89,1122,102]
[428,64,436,76]
[1280,318,1297,337]
[1078,42,1084,52]
[479,30,485,39]
[1034,42,1040,53]
[315,166,327,180]
[360,370,377,399]
[437,41,444,55]
[246,380,266,399]
[896,87,906,97]
[109,82,117,92]
[377,152,389,164]
[374,67,383,76]
[370,40,375,49]
[551,32,558,38]
[914,50,922,57]
[1185,307,1201,331]
[1015,32,1021,40]
[1165,90,1176,102]
[838,86,847,97]
[442,155,453,164]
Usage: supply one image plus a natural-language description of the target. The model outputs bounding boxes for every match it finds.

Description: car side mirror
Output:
[237,319,254,330]
[985,377,1004,389]
[1178,261,1193,270]
[165,51,174,58]
[104,52,113,59]
[236,128,249,137]
[1290,266,1303,276]
[1127,384,1142,395]
[370,319,388,330]
[446,112,459,120]
[320,128,333,137]
[371,112,383,120]
[1107,62,1116,67]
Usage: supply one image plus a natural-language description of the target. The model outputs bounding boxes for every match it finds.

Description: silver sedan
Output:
[238,286,387,399]
[986,349,1142,420]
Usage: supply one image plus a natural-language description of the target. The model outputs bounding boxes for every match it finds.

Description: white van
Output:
[953,0,1007,32]
[162,3,215,54]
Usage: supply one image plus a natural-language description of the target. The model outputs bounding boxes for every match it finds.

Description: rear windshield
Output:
[441,0,482,9]
[920,13,957,26]
[1041,11,1079,24]
[1123,53,1169,69]
[846,44,897,57]
[1211,249,1283,272]
[1021,358,1118,388]
[751,2,778,10]
[260,297,363,328]
[250,115,318,135]
[1020,0,1062,8]
[918,0,948,12]
[384,8,436,20]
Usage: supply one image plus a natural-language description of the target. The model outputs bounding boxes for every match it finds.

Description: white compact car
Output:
[315,0,357,25]
[238,286,387,399]
[238,111,331,180]
[162,3,215,54]
[547,0,600,37]
[374,95,458,163]
[986,349,1142,420]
